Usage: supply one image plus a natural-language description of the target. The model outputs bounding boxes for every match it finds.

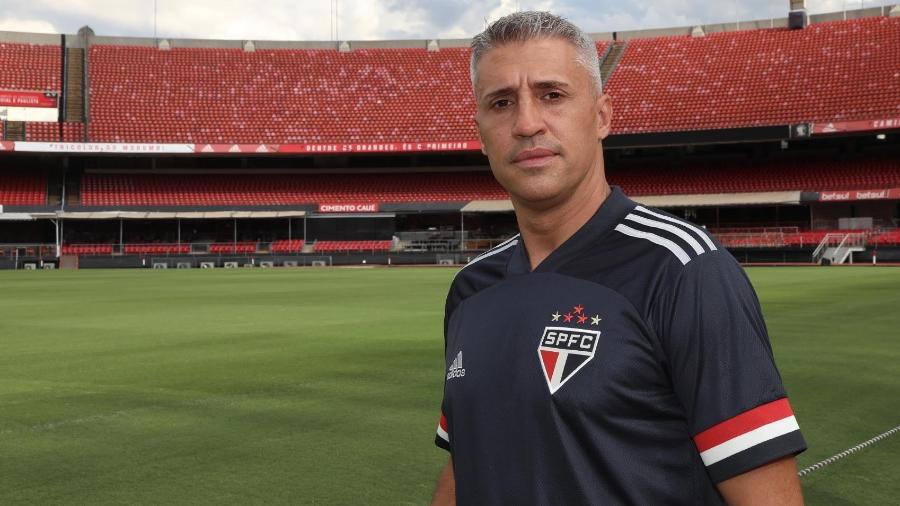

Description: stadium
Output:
[1,1,898,504]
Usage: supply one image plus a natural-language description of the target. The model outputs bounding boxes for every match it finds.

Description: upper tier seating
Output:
[605,17,900,133]
[88,46,478,144]
[87,42,607,143]
[0,170,47,205]
[0,43,60,91]
[313,240,391,252]
[80,172,509,206]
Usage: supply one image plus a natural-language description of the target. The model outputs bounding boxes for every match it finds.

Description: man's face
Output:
[473,37,611,209]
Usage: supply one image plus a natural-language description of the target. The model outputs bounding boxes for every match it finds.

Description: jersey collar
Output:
[506,185,636,275]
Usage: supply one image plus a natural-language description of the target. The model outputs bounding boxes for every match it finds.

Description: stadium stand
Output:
[313,240,391,252]
[123,244,191,255]
[605,17,900,133]
[76,153,900,207]
[79,172,508,206]
[608,154,900,196]
[208,242,256,253]
[1,13,899,268]
[0,171,47,205]
[87,46,475,144]
[86,41,609,144]
[61,244,114,255]
[870,229,900,246]
[24,122,59,141]
[714,228,894,249]
[0,42,60,91]
[270,239,304,253]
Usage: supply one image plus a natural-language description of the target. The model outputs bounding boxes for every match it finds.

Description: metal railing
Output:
[812,233,867,264]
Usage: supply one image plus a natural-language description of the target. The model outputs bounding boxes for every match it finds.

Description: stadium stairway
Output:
[4,121,25,141]
[599,41,627,86]
[64,47,86,125]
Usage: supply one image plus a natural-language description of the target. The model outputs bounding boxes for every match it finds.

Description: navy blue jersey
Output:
[434,187,806,504]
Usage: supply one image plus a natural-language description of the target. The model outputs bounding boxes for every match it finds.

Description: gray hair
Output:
[470,11,603,95]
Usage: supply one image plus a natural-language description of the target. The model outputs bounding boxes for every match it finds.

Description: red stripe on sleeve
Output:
[694,398,794,452]
[439,413,448,431]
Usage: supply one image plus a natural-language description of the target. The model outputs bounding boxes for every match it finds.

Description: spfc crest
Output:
[537,304,601,394]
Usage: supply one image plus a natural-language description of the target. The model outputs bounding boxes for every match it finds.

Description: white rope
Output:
[798,424,900,477]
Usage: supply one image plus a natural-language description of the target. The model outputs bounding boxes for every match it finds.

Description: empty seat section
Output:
[86,42,607,144]
[80,172,509,206]
[24,121,60,141]
[270,239,304,252]
[313,240,391,252]
[605,17,900,133]
[0,42,60,91]
[870,230,900,246]
[62,122,85,142]
[61,244,114,255]
[88,46,476,144]
[0,170,47,205]
[208,242,256,253]
[607,154,900,196]
[123,244,190,254]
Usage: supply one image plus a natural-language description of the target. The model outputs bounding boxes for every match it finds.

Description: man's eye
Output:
[491,99,511,109]
[544,91,562,100]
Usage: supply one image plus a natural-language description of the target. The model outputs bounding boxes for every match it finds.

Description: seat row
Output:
[5,17,898,143]
[79,172,508,205]
[716,229,900,248]
[0,170,47,205]
[75,154,900,206]
[313,240,392,252]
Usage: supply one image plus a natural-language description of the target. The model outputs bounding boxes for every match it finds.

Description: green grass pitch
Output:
[0,267,897,504]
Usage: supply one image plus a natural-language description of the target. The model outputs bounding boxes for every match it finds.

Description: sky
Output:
[0,0,890,41]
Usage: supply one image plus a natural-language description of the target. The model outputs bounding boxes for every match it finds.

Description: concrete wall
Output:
[0,30,61,45]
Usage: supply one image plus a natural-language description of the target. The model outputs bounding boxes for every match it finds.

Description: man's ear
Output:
[596,93,613,141]
[474,116,487,155]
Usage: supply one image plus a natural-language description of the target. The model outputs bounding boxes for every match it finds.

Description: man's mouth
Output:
[512,148,557,167]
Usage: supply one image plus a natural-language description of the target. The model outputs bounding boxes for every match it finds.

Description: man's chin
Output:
[507,185,570,209]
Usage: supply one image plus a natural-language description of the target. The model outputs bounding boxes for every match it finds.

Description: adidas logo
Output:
[446,350,466,380]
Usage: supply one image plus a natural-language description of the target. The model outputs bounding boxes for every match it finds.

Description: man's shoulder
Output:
[446,234,519,309]
[608,202,722,269]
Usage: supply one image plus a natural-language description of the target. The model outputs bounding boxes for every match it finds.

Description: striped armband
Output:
[435,413,450,451]
[693,398,806,482]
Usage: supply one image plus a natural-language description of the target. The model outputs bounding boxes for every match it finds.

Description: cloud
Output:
[0,16,58,34]
[0,0,883,42]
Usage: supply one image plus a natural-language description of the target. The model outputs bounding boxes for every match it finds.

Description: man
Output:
[431,11,806,505]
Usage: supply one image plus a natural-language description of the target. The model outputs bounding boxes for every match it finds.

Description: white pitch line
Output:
[797,424,900,477]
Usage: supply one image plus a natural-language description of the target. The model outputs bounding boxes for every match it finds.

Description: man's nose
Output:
[512,97,546,138]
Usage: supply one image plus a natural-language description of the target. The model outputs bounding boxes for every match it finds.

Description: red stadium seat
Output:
[85,42,607,144]
[0,170,48,205]
[0,42,60,91]
[312,240,391,252]
[79,172,509,206]
[605,17,900,134]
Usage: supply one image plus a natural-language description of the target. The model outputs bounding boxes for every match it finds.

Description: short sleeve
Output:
[657,250,806,483]
[434,283,462,452]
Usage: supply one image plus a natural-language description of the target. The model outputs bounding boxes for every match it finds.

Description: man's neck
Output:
[514,170,611,271]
